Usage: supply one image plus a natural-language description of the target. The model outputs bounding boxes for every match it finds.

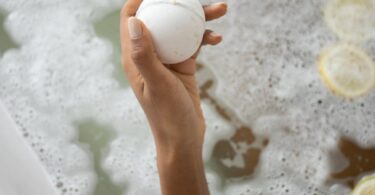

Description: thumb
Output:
[127,17,168,84]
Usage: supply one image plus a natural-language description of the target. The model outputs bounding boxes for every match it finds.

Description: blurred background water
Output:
[0,0,375,195]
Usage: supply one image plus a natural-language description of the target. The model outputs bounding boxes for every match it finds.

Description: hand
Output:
[120,0,227,155]
[120,1,226,194]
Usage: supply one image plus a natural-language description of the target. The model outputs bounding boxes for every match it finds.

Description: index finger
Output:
[121,0,142,19]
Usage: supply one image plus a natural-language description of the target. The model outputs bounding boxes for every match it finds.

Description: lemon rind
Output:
[351,175,375,195]
[318,44,375,98]
[324,0,375,43]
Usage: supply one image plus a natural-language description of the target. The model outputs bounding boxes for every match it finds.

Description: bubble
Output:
[56,182,64,188]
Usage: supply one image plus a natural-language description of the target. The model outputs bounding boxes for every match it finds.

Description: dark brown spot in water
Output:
[212,140,261,178]
[200,80,214,99]
[211,127,265,179]
[199,80,232,121]
[263,139,269,146]
[330,137,375,188]
[231,127,255,144]
[213,140,235,160]
[198,65,268,179]
[196,63,204,71]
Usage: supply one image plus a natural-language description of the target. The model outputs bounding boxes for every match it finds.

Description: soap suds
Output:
[0,0,375,195]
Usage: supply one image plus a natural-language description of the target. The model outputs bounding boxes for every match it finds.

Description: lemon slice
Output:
[352,175,375,195]
[318,44,375,98]
[324,0,375,43]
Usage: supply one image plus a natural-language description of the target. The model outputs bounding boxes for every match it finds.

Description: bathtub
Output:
[0,101,58,195]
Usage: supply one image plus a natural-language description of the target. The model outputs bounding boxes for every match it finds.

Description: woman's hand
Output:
[120,1,226,194]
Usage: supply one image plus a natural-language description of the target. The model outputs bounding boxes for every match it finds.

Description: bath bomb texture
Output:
[136,0,205,64]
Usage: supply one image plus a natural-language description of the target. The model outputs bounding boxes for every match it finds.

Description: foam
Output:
[200,0,375,194]
[102,94,235,194]
[0,0,123,194]
[0,0,375,194]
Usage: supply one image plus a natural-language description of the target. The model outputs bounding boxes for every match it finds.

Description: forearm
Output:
[121,1,225,194]
[156,141,209,195]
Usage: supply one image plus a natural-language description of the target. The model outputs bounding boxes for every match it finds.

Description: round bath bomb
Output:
[136,0,206,64]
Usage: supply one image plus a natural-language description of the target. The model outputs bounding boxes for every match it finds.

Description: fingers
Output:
[201,2,226,45]
[173,3,227,73]
[202,30,222,46]
[121,0,227,85]
[204,2,227,21]
[121,0,142,18]
[127,17,169,85]
[188,30,222,62]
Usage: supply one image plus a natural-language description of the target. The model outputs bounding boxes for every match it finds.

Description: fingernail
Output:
[128,17,142,39]
[209,32,221,38]
[215,2,227,9]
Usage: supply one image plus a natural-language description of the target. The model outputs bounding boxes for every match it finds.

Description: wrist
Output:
[150,122,204,159]
[155,136,203,163]
[156,140,208,195]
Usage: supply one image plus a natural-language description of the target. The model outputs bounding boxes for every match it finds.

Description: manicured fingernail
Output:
[128,17,142,39]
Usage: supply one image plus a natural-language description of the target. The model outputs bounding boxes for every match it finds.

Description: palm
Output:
[120,0,227,138]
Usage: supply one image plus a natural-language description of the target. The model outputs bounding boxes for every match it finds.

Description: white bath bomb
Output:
[136,0,206,64]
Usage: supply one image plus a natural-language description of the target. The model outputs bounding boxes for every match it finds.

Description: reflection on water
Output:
[76,120,124,195]
[94,10,129,88]
[330,137,375,188]
[0,11,17,55]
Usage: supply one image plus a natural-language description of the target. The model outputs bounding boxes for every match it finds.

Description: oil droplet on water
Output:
[329,137,375,188]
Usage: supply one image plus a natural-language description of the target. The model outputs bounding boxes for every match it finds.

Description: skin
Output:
[120,1,227,194]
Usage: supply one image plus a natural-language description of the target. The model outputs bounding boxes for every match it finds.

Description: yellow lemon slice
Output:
[318,44,375,98]
[324,0,375,43]
[352,175,375,195]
